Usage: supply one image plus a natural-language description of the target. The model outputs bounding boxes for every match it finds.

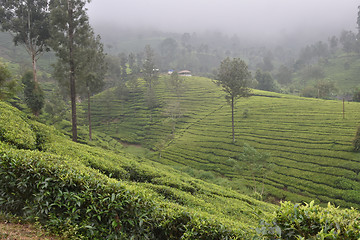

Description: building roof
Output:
[178,70,191,74]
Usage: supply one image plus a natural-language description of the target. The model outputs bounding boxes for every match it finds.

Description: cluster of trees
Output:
[105,44,160,121]
[0,0,106,142]
[249,28,360,98]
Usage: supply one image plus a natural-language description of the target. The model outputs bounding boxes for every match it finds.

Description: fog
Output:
[87,0,358,45]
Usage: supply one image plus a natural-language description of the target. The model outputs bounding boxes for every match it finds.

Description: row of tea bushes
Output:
[0,100,272,239]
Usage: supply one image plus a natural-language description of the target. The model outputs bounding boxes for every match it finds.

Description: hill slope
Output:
[0,100,274,239]
[84,75,360,209]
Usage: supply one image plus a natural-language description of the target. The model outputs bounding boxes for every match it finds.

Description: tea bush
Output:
[256,201,360,239]
[0,102,36,149]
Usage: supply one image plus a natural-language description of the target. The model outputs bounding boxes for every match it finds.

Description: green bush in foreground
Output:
[0,146,245,239]
[256,201,360,239]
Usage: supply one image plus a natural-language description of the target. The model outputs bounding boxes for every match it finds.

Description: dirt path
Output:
[0,222,58,240]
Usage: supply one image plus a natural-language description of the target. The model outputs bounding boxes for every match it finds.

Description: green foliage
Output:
[352,125,360,152]
[143,45,159,110]
[256,201,360,239]
[215,57,252,103]
[0,62,18,100]
[0,102,36,149]
[22,71,44,116]
[215,57,252,142]
[301,85,318,98]
[43,88,69,124]
[340,30,358,53]
[0,0,50,51]
[255,69,277,92]
[315,80,337,99]
[231,144,271,195]
[77,34,107,98]
[302,65,325,80]
[276,65,293,85]
[168,71,185,96]
[301,80,337,99]
[352,87,360,102]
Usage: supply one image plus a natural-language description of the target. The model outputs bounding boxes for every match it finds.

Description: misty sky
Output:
[87,0,358,43]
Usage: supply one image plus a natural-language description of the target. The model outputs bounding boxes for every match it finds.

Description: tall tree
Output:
[143,45,158,92]
[255,69,275,92]
[215,57,251,143]
[340,30,357,53]
[118,52,128,83]
[168,71,185,97]
[127,52,140,91]
[105,55,120,87]
[276,65,292,85]
[77,34,106,141]
[159,37,178,70]
[142,45,159,118]
[0,0,50,84]
[22,71,44,116]
[49,0,91,142]
[260,51,274,72]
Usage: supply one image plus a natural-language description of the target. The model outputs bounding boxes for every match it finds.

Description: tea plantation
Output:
[83,75,360,210]
[0,101,275,239]
[2,86,360,238]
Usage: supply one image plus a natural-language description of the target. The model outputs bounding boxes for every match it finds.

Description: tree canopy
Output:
[0,0,51,83]
[0,62,18,100]
[215,57,251,142]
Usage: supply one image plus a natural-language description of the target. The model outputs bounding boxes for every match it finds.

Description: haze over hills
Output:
[87,0,358,48]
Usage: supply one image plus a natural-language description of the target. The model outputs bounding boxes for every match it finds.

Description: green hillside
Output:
[83,75,360,209]
[322,54,360,91]
[0,100,275,239]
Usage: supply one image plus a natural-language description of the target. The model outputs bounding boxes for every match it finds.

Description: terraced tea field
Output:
[84,76,360,208]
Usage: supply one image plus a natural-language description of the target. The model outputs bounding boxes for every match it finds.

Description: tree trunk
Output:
[231,96,235,143]
[32,52,38,84]
[88,87,92,141]
[32,52,40,117]
[29,8,39,116]
[68,1,77,142]
[28,6,37,85]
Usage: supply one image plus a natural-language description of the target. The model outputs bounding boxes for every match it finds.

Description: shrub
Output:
[353,125,360,152]
[0,102,36,149]
[22,71,44,116]
[256,201,360,239]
